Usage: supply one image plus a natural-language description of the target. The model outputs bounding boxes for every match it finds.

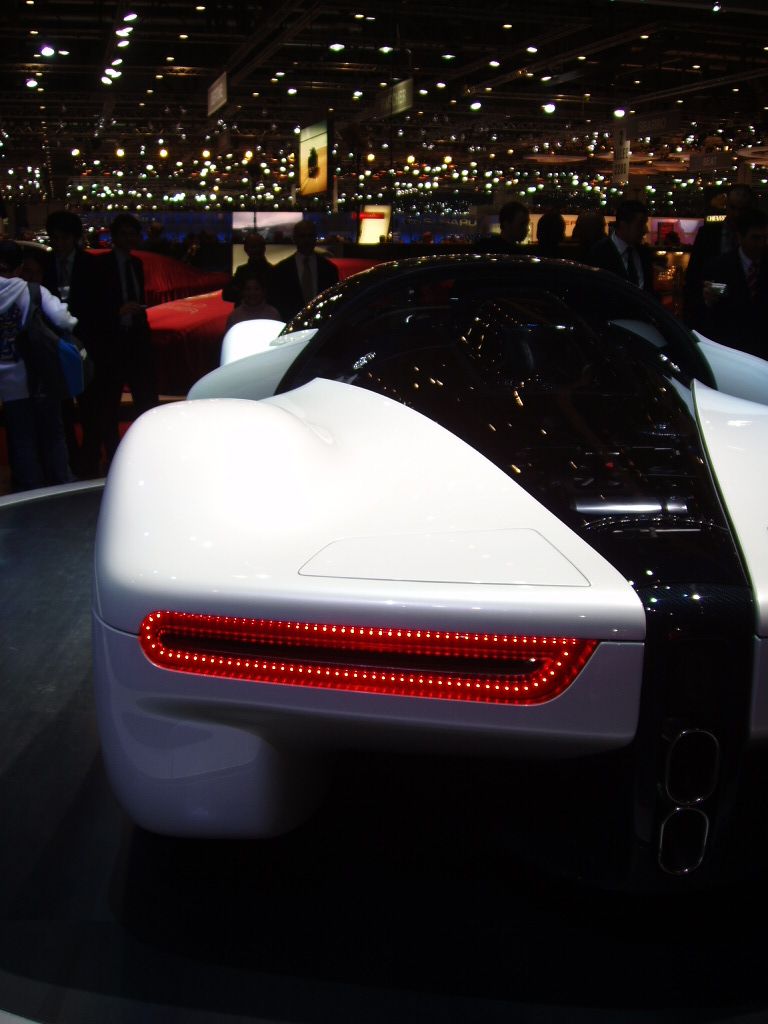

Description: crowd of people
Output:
[0,211,157,490]
[1,191,766,493]
[472,191,767,356]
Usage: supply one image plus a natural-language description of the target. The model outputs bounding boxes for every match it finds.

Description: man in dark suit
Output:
[42,210,103,476]
[222,231,275,306]
[683,184,756,331]
[589,200,656,295]
[98,213,158,464]
[473,201,530,255]
[701,207,768,358]
[271,220,340,322]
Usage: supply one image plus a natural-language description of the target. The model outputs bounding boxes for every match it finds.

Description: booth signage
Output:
[207,73,228,117]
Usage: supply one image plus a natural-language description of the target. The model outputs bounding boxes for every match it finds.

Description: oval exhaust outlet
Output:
[658,807,709,875]
[664,728,719,805]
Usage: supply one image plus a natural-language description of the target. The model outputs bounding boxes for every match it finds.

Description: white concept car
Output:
[92,255,768,887]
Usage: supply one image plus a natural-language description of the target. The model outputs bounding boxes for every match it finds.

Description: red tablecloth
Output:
[333,257,381,280]
[148,291,231,395]
[88,249,229,306]
[145,257,383,395]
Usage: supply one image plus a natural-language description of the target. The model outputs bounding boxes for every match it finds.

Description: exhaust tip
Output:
[658,807,709,875]
[664,728,719,806]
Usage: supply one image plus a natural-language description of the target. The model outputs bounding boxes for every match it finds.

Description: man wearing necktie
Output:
[683,184,756,330]
[97,213,158,465]
[703,207,768,358]
[588,200,656,296]
[42,210,103,476]
[271,219,339,322]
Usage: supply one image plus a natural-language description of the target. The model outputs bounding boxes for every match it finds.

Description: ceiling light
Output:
[470,101,482,111]
[40,45,55,56]
[436,81,446,88]
[614,108,626,117]
[578,55,586,61]
[502,23,512,29]
[101,76,112,85]
[442,53,455,60]
[112,58,123,66]
[543,102,556,113]
[115,26,132,36]
[379,45,393,53]
[179,33,188,39]
[105,68,119,77]
[526,45,538,54]
[287,87,297,94]
[117,39,130,47]
[58,49,69,55]
[329,42,345,51]
[26,78,38,88]
[541,74,552,82]
[489,60,500,68]
[123,11,137,20]
[116,147,125,157]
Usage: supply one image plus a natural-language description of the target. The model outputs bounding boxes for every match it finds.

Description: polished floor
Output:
[2,487,768,1023]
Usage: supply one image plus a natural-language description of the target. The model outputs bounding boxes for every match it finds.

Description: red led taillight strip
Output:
[139,612,597,705]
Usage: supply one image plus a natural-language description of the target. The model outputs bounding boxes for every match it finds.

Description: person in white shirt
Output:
[0,240,78,490]
[225,274,281,330]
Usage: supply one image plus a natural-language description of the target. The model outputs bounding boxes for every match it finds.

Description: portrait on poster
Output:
[299,121,330,197]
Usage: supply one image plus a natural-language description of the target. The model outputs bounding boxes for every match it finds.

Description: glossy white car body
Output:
[92,256,768,884]
[93,378,647,835]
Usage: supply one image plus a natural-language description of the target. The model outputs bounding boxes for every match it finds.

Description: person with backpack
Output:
[0,240,78,491]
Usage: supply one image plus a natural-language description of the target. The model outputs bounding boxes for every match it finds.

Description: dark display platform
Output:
[1,485,767,1023]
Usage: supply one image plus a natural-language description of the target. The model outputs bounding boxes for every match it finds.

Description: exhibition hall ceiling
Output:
[2,0,768,209]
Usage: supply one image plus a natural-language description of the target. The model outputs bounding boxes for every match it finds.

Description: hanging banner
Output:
[376,78,413,118]
[612,124,630,185]
[207,72,228,117]
[299,121,331,197]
